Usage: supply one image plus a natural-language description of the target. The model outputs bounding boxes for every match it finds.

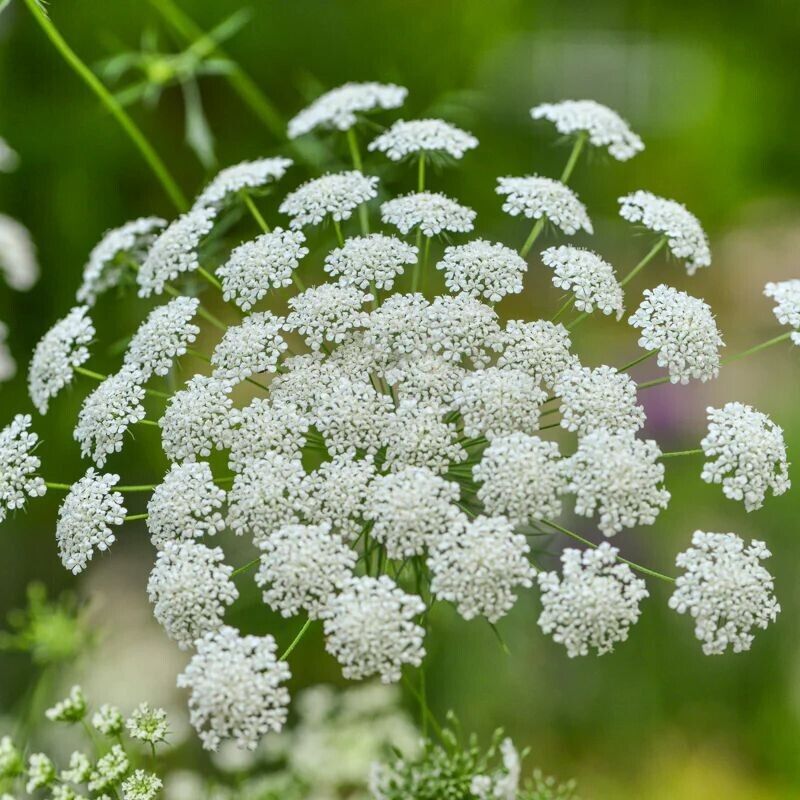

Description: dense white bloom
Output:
[92,705,124,736]
[256,522,356,618]
[429,515,534,623]
[383,400,466,473]
[288,82,407,138]
[619,191,710,274]
[60,750,92,783]
[324,233,417,290]
[28,305,95,414]
[25,753,56,792]
[211,311,287,383]
[279,171,379,229]
[496,176,592,235]
[159,375,234,462]
[194,157,293,209]
[137,206,217,297]
[146,461,226,548]
[269,352,338,411]
[670,531,780,655]
[124,296,199,379]
[386,352,466,410]
[45,685,87,722]
[122,769,163,800]
[700,402,790,511]
[380,191,476,236]
[629,284,723,384]
[218,229,308,311]
[74,366,146,467]
[537,543,649,657]
[226,451,305,541]
[554,365,645,435]
[55,469,126,574]
[286,283,372,350]
[565,429,670,537]
[0,414,46,523]
[764,280,800,343]
[437,239,527,302]
[365,466,461,559]
[454,367,545,439]
[424,293,501,368]
[363,293,431,365]
[541,245,624,318]
[322,575,425,683]
[0,213,39,291]
[495,319,577,387]
[228,398,309,471]
[313,376,394,455]
[470,738,521,800]
[148,540,238,650]
[88,744,129,793]
[473,433,564,524]
[301,452,376,540]
[368,118,478,161]
[126,703,169,745]
[177,625,291,750]
[324,330,380,378]
[531,100,644,161]
[77,217,166,305]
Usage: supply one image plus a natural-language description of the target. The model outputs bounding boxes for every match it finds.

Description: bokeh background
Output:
[2,1,800,797]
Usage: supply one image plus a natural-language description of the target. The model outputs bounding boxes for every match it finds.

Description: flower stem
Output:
[551,296,574,322]
[618,350,657,372]
[231,557,260,578]
[23,0,188,211]
[197,266,222,291]
[346,127,370,235]
[124,513,149,522]
[722,330,793,364]
[539,518,675,583]
[519,217,546,259]
[242,191,271,233]
[333,219,345,247]
[138,418,161,428]
[280,618,313,661]
[74,366,170,399]
[659,448,703,459]
[619,237,667,287]
[412,235,431,293]
[559,131,588,184]
[418,153,426,192]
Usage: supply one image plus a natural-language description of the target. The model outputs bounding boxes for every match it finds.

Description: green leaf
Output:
[182,77,216,169]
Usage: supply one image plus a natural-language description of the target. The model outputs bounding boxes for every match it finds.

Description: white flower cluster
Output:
[436,239,527,302]
[531,100,644,161]
[541,245,624,317]
[0,414,46,523]
[280,171,379,228]
[177,626,291,750]
[288,82,407,138]
[619,190,711,273]
[380,191,476,236]
[0,212,39,291]
[368,118,478,161]
[700,402,790,511]
[194,157,293,209]
[286,282,372,350]
[764,279,800,344]
[496,319,577,387]
[670,531,780,655]
[228,397,309,469]
[629,284,724,384]
[537,543,649,657]
[211,311,287,383]
[324,233,417,290]
[496,176,593,235]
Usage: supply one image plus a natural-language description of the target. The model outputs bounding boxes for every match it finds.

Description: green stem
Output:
[417,153,426,192]
[164,285,227,331]
[24,0,187,211]
[402,674,445,743]
[412,235,431,293]
[489,622,511,655]
[565,311,589,331]
[660,448,703,459]
[197,266,222,291]
[539,519,675,583]
[538,420,561,431]
[346,127,370,235]
[242,191,270,233]
[138,418,161,427]
[231,557,260,578]
[618,350,657,372]
[559,131,588,184]
[124,513,148,522]
[280,618,313,661]
[722,330,793,364]
[551,296,574,322]
[619,237,667,288]
[333,219,345,247]
[74,366,170,399]
[519,217,546,259]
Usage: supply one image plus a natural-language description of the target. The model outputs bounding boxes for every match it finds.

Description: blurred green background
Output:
[2,1,800,797]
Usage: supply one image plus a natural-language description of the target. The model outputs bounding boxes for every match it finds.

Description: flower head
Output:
[288,81,407,138]
[55,469,126,574]
[28,305,95,414]
[177,625,291,750]
[256,522,356,618]
[322,575,426,683]
[211,311,287,384]
[764,279,800,343]
[564,429,670,537]
[0,414,46,523]
[554,365,645,435]
[87,744,129,793]
[531,100,644,161]
[541,245,624,318]
[496,319,577,388]
[670,531,780,655]
[121,769,163,800]
[428,515,535,623]
[629,284,723,384]
[0,213,39,291]
[424,293,501,367]
[46,685,87,722]
[436,239,527,302]
[537,543,649,657]
[368,118,478,161]
[324,234,417,291]
[217,228,308,311]
[473,433,565,524]
[700,402,790,511]
[26,753,56,793]
[496,176,592,234]
[124,295,200,379]
[194,157,293,209]
[92,704,124,737]
[137,206,217,297]
[619,191,710,273]
[77,217,166,306]
[126,703,170,745]
[380,191,476,236]
[279,171,379,229]
[386,352,466,410]
[74,366,146,467]
[148,541,237,650]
